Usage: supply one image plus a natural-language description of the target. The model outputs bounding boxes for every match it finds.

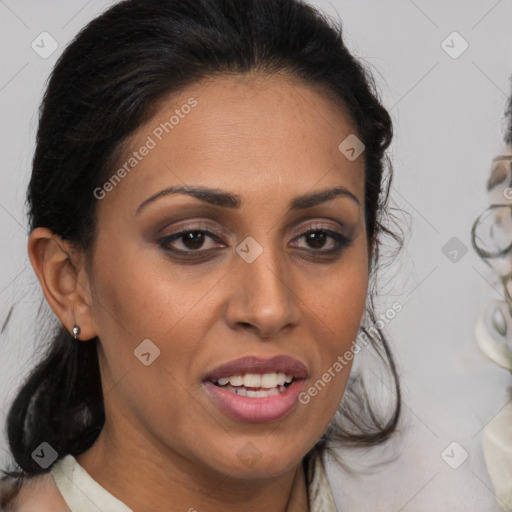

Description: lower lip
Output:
[202,379,306,423]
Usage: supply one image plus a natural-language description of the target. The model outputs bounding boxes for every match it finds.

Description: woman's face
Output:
[84,72,368,478]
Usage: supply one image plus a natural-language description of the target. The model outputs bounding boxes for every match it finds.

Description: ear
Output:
[27,227,97,341]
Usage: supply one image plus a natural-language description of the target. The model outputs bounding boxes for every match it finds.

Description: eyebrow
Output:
[135,184,360,215]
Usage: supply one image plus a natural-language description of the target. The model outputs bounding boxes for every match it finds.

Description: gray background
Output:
[0,0,511,510]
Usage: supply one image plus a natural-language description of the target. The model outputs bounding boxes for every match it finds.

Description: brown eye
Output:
[158,228,225,253]
[304,230,331,250]
[292,228,352,253]
[156,222,352,263]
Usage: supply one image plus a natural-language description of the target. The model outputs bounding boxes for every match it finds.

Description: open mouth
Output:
[202,355,308,421]
[212,372,295,397]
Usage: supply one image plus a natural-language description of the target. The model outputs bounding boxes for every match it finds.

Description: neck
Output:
[76,424,310,512]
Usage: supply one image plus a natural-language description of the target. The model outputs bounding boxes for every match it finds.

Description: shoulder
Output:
[0,473,70,512]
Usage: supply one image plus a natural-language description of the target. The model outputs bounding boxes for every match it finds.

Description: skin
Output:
[28,71,369,512]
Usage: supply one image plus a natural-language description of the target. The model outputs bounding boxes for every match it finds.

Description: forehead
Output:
[97,72,365,216]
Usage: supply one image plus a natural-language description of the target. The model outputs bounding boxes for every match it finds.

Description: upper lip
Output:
[202,355,308,382]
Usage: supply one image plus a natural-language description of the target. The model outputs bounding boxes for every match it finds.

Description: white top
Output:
[49,452,338,511]
[50,455,131,512]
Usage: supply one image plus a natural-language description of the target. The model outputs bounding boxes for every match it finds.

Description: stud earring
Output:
[72,324,81,340]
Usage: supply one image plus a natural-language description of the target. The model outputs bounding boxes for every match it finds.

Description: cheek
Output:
[292,250,368,439]
[88,240,228,403]
[90,240,216,340]
[306,248,368,348]
[88,247,221,443]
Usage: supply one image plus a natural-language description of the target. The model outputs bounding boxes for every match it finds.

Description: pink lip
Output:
[201,355,309,423]
[202,379,307,423]
[202,355,308,382]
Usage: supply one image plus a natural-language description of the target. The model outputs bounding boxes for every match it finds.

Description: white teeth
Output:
[215,372,295,388]
[243,373,261,388]
[261,373,278,388]
[229,375,244,387]
[276,373,286,386]
[217,383,288,398]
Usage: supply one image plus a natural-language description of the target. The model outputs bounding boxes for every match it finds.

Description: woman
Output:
[0,0,402,510]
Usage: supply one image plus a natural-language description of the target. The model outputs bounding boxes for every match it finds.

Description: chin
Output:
[208,441,306,479]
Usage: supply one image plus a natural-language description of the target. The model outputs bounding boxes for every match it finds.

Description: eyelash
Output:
[156,222,353,260]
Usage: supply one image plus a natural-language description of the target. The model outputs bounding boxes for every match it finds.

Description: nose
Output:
[224,241,301,339]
